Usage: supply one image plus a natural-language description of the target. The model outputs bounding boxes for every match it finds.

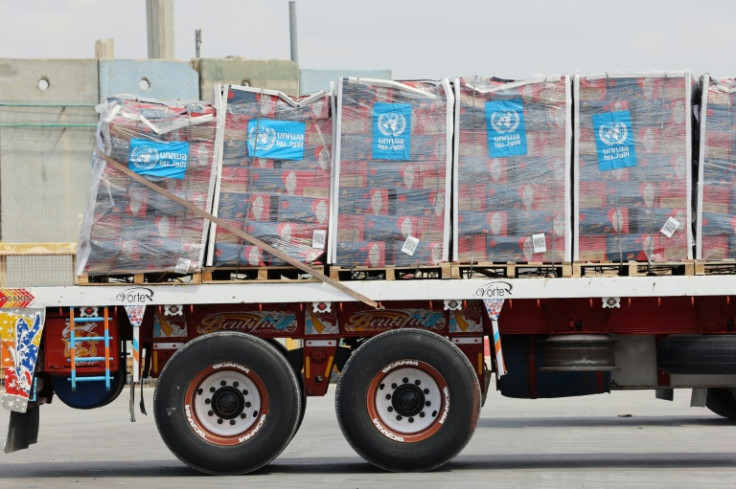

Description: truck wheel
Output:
[153,332,302,474]
[335,329,480,472]
[706,389,736,419]
[657,335,736,374]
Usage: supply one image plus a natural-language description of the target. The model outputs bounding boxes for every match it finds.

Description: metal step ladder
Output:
[68,307,113,391]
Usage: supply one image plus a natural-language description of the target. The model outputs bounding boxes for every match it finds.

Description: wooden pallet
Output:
[203,265,324,283]
[573,260,695,278]
[695,260,736,276]
[329,263,452,281]
[77,271,202,285]
[455,262,573,279]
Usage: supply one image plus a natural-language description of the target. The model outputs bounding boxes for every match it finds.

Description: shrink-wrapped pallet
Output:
[207,85,332,267]
[574,71,692,262]
[76,96,220,275]
[330,78,453,267]
[696,75,736,260]
[453,76,571,263]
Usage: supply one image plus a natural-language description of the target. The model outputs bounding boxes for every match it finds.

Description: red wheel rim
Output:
[183,362,269,446]
[366,360,449,443]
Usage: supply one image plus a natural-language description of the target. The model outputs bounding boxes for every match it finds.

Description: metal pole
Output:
[289,1,299,65]
[195,29,202,58]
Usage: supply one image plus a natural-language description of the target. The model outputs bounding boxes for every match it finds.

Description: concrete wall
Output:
[0,59,99,285]
[99,59,199,101]
[193,58,299,100]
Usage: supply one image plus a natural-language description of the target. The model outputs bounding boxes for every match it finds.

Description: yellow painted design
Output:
[308,311,324,334]
[453,310,469,332]
[157,312,175,337]
[324,356,335,378]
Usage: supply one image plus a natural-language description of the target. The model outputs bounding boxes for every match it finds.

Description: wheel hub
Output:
[211,386,245,419]
[392,384,425,417]
[192,369,262,438]
[372,365,445,436]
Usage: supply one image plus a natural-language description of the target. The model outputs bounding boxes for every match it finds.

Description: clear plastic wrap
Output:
[453,76,571,263]
[208,85,332,267]
[330,78,453,267]
[76,96,219,275]
[697,75,736,260]
[574,71,693,262]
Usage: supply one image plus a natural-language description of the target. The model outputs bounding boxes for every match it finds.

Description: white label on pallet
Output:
[312,230,326,249]
[175,258,192,274]
[660,216,680,238]
[401,235,420,256]
[532,233,547,253]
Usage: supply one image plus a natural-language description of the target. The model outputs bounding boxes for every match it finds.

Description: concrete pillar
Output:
[146,0,175,60]
[95,39,115,59]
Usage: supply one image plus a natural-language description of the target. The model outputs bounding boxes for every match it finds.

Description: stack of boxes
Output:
[453,76,571,263]
[208,86,332,267]
[76,72,706,277]
[330,78,453,267]
[574,72,692,262]
[697,76,736,260]
[76,96,219,275]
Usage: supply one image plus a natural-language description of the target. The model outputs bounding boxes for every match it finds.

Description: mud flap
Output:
[4,406,39,453]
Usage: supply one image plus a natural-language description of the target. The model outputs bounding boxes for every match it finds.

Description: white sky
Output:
[1,0,736,80]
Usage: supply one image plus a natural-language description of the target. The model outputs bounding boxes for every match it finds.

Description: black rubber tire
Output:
[335,329,480,472]
[657,335,736,374]
[266,338,307,432]
[153,332,301,475]
[706,388,736,419]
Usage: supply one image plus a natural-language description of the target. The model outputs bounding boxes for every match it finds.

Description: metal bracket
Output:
[602,297,621,309]
[444,299,462,311]
[312,302,332,314]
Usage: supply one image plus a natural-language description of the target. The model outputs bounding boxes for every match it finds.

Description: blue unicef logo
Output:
[130,144,159,170]
[377,111,407,137]
[598,121,628,146]
[490,109,520,134]
[248,125,277,151]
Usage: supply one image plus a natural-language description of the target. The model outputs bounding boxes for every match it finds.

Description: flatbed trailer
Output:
[5,271,736,474]
[3,69,736,476]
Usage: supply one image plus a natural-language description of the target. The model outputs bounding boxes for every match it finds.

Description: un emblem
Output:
[377,112,407,137]
[248,125,277,151]
[490,109,520,134]
[130,145,159,170]
[598,121,628,146]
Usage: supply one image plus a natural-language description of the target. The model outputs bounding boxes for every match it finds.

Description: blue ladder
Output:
[68,307,113,392]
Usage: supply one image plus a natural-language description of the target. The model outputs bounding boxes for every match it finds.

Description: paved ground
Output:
[1,384,736,488]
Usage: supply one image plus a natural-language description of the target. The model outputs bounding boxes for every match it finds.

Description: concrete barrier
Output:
[193,58,299,99]
[99,59,199,101]
[0,59,98,285]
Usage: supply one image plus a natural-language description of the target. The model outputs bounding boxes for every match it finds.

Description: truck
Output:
[3,70,736,476]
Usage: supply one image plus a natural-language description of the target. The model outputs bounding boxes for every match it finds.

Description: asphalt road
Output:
[1,384,736,488]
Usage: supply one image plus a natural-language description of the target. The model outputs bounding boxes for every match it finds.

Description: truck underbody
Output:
[5,275,736,474]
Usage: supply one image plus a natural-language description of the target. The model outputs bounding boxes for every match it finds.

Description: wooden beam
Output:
[0,242,76,256]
